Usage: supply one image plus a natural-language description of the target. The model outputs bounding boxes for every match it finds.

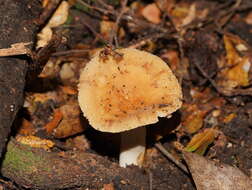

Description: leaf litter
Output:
[5,0,252,189]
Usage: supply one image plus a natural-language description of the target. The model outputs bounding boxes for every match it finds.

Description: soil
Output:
[1,0,252,189]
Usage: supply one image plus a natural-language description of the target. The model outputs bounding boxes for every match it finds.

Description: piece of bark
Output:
[0,0,41,158]
[183,151,252,190]
[1,139,149,189]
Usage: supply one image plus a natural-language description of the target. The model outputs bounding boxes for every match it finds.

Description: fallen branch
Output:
[155,143,189,174]
[1,139,149,189]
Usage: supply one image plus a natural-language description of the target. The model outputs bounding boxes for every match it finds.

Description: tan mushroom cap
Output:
[78,48,182,133]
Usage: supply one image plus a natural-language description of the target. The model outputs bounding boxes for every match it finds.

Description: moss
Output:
[2,140,51,173]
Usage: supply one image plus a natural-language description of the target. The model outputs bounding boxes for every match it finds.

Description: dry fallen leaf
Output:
[37,1,69,48]
[169,2,207,30]
[182,103,208,134]
[245,12,252,25]
[16,135,54,151]
[161,50,180,71]
[141,3,161,24]
[42,0,49,7]
[44,108,63,134]
[17,118,36,136]
[59,85,77,95]
[183,110,206,134]
[52,101,87,138]
[103,183,115,190]
[37,27,53,49]
[181,3,196,27]
[223,113,237,124]
[169,2,191,29]
[218,34,251,90]
[185,128,217,155]
[184,151,252,190]
[100,20,125,41]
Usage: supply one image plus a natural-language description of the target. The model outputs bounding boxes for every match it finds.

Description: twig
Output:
[190,58,222,93]
[110,0,128,47]
[52,49,89,57]
[155,143,189,174]
[216,0,243,29]
[81,21,111,46]
[35,0,63,26]
[190,56,252,97]
[181,0,243,32]
[128,32,169,49]
[154,0,185,64]
[222,88,252,96]
[0,42,31,57]
[97,0,114,11]
[148,170,153,190]
[77,0,114,15]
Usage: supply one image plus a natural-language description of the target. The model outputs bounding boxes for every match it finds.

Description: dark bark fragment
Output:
[0,0,41,158]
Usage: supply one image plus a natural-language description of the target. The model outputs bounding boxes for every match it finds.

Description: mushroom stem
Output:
[119,127,146,167]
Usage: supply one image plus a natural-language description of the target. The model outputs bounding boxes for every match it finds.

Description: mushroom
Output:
[78,48,182,167]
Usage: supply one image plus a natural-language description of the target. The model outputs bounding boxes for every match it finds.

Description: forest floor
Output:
[1,0,252,189]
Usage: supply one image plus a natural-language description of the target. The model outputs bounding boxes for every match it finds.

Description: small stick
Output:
[35,0,63,25]
[77,0,114,15]
[128,32,168,49]
[82,21,111,46]
[0,42,31,57]
[110,0,128,47]
[155,143,189,174]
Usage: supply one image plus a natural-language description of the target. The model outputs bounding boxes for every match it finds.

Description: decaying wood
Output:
[0,0,41,159]
[1,139,149,190]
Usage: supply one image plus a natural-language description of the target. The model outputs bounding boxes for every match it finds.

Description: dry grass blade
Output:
[155,143,189,174]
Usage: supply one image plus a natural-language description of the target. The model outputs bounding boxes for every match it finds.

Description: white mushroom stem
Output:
[119,127,146,167]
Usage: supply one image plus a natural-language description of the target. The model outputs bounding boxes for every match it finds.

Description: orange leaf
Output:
[17,118,36,136]
[185,128,217,155]
[44,109,63,134]
[103,183,115,190]
[16,135,54,151]
[223,113,236,124]
[183,110,207,134]
[60,85,77,95]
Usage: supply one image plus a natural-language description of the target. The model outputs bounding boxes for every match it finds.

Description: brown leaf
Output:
[65,135,90,151]
[245,12,252,25]
[183,152,252,190]
[141,3,161,24]
[17,118,36,136]
[52,101,87,138]
[37,1,70,48]
[103,183,115,190]
[181,3,196,27]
